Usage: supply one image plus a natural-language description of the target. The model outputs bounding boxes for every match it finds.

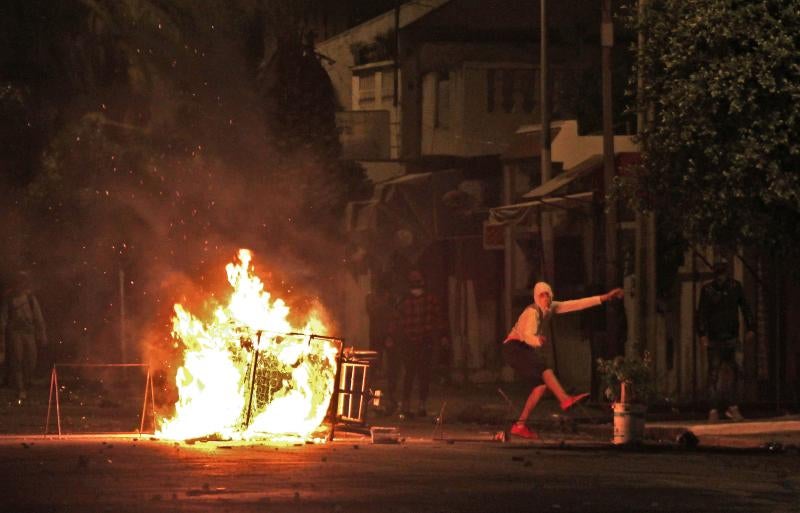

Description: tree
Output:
[259,3,370,218]
[625,0,800,260]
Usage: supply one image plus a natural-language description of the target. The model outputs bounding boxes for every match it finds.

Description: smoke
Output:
[0,8,351,380]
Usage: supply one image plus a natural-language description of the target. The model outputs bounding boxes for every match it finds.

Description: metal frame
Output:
[44,363,156,438]
[324,342,379,440]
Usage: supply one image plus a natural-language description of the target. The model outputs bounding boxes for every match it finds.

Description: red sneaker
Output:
[560,392,590,411]
[510,423,539,440]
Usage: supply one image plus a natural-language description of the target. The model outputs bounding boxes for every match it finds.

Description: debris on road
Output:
[370,426,400,444]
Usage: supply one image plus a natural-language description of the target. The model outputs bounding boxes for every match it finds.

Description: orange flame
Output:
[157,249,338,441]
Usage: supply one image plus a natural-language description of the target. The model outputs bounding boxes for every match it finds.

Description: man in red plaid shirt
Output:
[388,270,448,418]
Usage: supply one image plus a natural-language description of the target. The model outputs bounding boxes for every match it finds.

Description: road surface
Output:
[2,434,798,513]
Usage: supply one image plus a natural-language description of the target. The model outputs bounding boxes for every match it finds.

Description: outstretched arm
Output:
[553,287,624,314]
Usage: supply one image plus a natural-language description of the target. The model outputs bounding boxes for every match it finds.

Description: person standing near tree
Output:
[503,281,624,439]
[697,258,754,422]
[1,271,48,402]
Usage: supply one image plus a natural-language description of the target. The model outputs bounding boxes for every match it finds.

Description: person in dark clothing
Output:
[365,274,394,374]
[1,271,48,402]
[697,258,754,422]
[366,273,399,415]
[388,270,448,418]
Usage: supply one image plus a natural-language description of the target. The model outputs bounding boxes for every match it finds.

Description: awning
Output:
[488,154,602,226]
[522,154,603,199]
[345,169,486,263]
[488,152,640,226]
[345,172,435,240]
[488,191,594,225]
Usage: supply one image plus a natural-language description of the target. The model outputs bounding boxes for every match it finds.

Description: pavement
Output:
[2,374,799,453]
[359,377,800,452]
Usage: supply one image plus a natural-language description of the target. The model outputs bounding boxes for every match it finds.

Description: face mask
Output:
[411,288,424,297]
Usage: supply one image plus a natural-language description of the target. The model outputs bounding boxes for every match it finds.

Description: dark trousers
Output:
[707,339,738,411]
[401,340,433,408]
[8,331,37,394]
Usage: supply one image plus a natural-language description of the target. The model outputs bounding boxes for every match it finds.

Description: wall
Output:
[352,61,402,158]
[316,1,448,110]
[550,120,638,168]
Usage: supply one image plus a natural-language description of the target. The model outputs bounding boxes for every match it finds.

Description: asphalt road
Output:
[2,435,799,513]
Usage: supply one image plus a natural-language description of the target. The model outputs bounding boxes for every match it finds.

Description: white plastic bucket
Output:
[612,403,646,445]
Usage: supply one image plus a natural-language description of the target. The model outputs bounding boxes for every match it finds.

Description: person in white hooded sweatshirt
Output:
[503,281,624,439]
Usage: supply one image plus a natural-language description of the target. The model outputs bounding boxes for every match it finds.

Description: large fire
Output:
[157,249,339,441]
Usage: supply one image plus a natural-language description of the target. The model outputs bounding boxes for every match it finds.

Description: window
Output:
[358,73,375,106]
[435,73,450,128]
[487,68,537,114]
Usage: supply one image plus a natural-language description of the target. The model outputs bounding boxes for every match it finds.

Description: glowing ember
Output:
[157,249,339,441]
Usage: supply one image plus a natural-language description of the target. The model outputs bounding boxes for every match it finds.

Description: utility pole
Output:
[601,0,619,356]
[634,0,657,375]
[394,0,400,108]
[393,0,401,158]
[634,0,646,357]
[540,0,554,283]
